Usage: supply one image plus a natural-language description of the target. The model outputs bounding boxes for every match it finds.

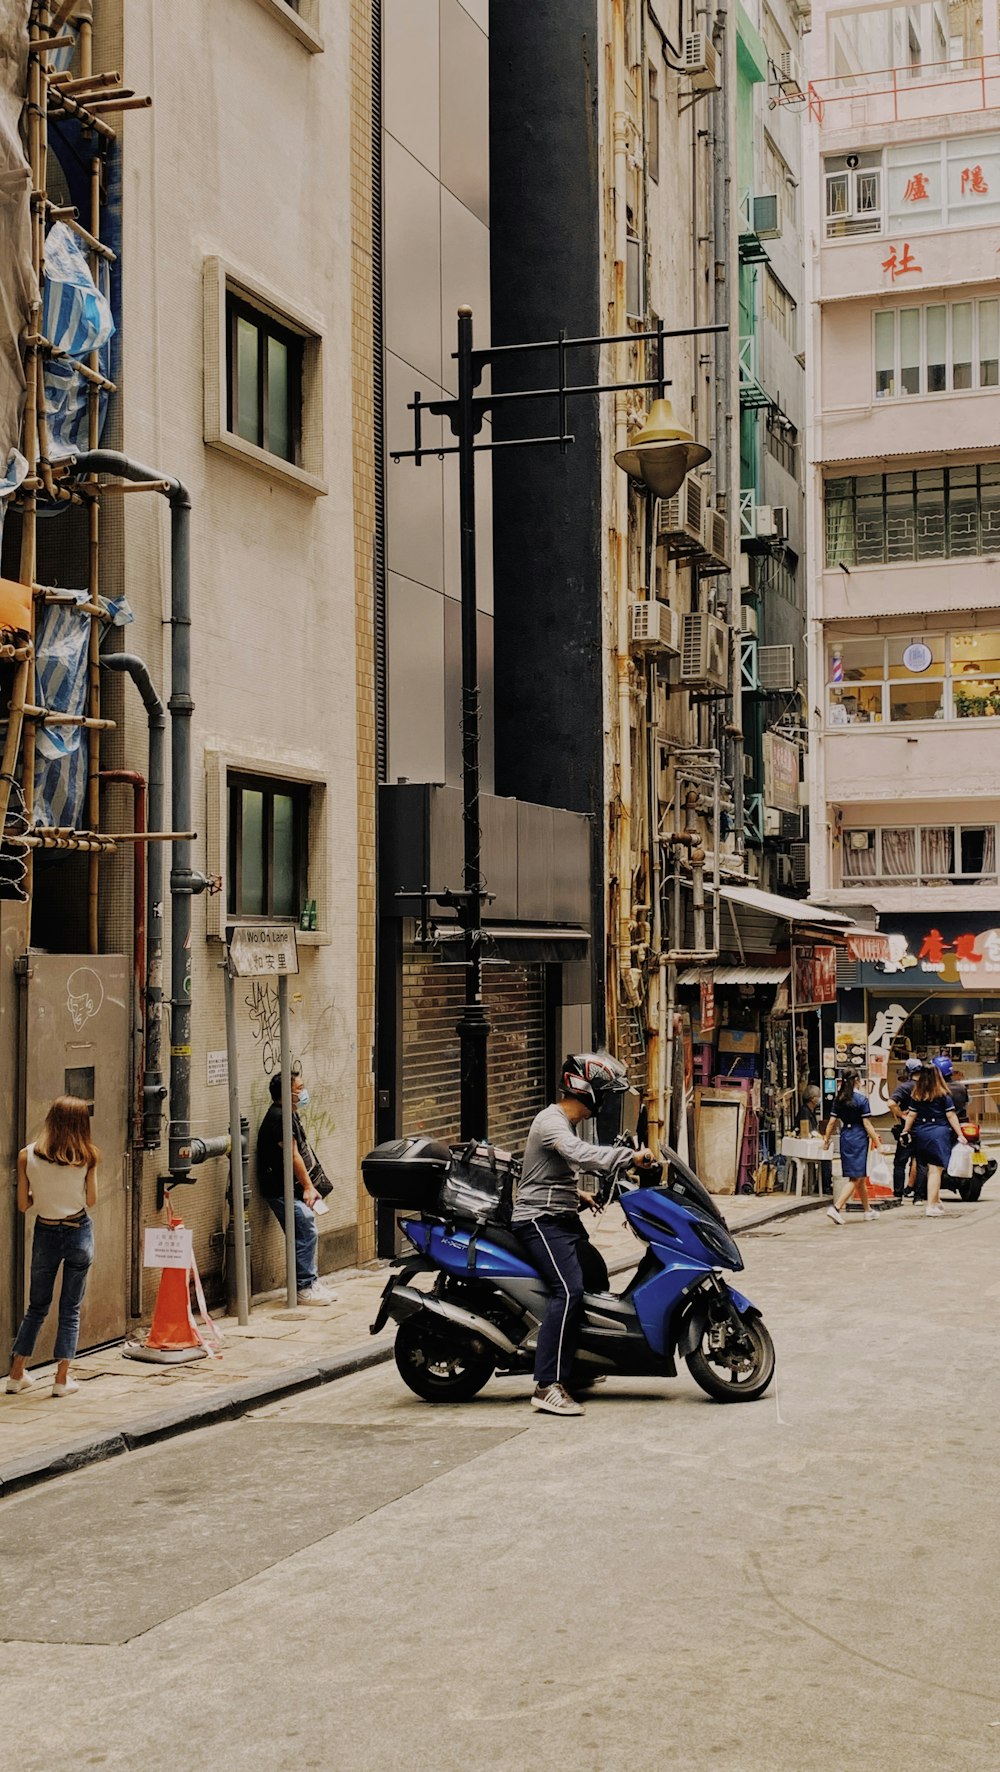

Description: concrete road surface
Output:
[3,1198,1000,1772]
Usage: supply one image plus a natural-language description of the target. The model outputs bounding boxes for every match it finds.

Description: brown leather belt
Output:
[37,1209,87,1226]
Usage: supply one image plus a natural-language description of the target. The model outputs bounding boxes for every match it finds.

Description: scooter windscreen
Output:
[651,1146,729,1227]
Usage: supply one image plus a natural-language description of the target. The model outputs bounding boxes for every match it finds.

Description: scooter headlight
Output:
[692,1218,741,1266]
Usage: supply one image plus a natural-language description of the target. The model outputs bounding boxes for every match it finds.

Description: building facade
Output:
[804,0,1000,1108]
[0,0,376,1371]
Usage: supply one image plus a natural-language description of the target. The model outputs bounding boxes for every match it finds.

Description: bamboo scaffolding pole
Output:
[40,209,115,259]
[83,97,150,117]
[0,646,33,662]
[49,68,121,94]
[23,834,115,852]
[95,479,170,496]
[22,709,116,730]
[48,86,116,140]
[86,143,101,953]
[47,0,84,37]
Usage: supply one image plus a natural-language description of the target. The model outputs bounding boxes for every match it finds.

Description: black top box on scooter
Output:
[361,1136,451,1209]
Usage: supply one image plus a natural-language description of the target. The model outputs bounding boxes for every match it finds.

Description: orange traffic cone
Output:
[123,1213,209,1365]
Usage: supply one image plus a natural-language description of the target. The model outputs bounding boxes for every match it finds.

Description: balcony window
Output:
[827,629,1000,725]
[825,466,1000,566]
[842,823,997,887]
[826,132,1000,240]
[873,299,1000,400]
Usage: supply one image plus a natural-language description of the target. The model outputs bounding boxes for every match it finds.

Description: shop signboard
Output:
[763,732,800,816]
[794,944,837,1008]
[700,976,716,1037]
[835,1022,867,1070]
[855,917,1000,991]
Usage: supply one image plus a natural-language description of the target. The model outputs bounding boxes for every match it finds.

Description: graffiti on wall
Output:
[245,978,281,1075]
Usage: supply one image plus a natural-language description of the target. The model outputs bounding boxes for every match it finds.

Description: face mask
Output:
[296,1087,310,1107]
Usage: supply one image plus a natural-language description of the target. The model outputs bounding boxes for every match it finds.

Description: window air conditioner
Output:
[781,808,803,841]
[680,610,730,691]
[764,806,783,839]
[683,32,721,91]
[758,643,796,693]
[700,508,730,573]
[775,854,794,888]
[777,49,803,98]
[753,194,781,239]
[790,840,810,886]
[740,601,758,636]
[658,477,704,551]
[629,600,681,655]
[754,503,777,539]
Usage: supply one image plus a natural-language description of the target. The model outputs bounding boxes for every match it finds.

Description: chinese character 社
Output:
[903,173,930,202]
[961,165,989,196]
[882,242,922,281]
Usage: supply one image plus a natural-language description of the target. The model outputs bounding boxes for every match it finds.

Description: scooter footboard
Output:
[676,1275,758,1358]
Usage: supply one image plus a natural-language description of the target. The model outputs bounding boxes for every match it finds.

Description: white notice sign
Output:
[228,923,299,978]
[144,1225,194,1270]
[207,1050,229,1087]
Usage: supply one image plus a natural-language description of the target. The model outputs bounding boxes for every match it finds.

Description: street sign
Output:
[228,923,299,978]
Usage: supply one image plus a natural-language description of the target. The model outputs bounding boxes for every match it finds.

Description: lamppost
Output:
[391,306,721,1142]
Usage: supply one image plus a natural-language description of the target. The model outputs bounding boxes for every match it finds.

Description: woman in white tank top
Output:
[5,1096,99,1398]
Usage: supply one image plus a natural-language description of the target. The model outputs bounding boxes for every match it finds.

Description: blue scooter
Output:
[368,1137,775,1403]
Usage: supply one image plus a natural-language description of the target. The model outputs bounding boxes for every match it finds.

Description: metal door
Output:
[18,953,130,1354]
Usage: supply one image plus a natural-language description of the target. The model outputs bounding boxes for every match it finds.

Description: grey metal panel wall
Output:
[402,946,548,1151]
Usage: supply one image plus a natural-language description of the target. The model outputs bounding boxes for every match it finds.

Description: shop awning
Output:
[716,885,855,928]
[677,964,790,986]
[431,923,590,965]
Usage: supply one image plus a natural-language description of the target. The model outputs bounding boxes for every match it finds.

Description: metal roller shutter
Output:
[402,947,548,1154]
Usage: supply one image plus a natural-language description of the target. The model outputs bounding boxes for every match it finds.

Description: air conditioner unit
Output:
[764,806,783,839]
[700,507,730,573]
[629,600,681,655]
[738,551,751,591]
[777,49,803,98]
[789,840,810,886]
[774,854,794,888]
[772,505,789,541]
[753,194,781,239]
[683,32,721,91]
[754,504,777,539]
[758,643,796,693]
[658,476,705,551]
[680,610,729,691]
[781,808,803,841]
[740,602,758,636]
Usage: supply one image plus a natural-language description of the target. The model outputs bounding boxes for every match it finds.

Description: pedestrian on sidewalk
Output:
[889,1057,928,1202]
[822,1070,880,1225]
[902,1063,967,1218]
[5,1096,98,1397]
[256,1072,337,1305]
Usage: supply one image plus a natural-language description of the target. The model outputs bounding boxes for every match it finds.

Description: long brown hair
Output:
[835,1069,859,1109]
[35,1096,99,1167]
[911,1063,948,1103]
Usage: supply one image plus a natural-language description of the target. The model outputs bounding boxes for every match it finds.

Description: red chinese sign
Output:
[700,976,716,1037]
[882,242,922,281]
[903,173,930,202]
[794,945,838,1008]
[960,165,988,196]
[846,930,891,965]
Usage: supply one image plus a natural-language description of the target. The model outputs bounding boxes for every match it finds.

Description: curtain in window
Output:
[984,827,996,873]
[920,826,953,876]
[881,828,916,878]
[825,484,855,565]
[843,835,877,879]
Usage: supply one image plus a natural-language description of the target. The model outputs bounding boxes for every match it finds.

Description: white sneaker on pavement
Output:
[863,1209,877,1220]
[925,1205,944,1217]
[530,1383,584,1416]
[298,1283,338,1305]
[826,1205,844,1225]
[4,1373,34,1394]
[51,1377,79,1397]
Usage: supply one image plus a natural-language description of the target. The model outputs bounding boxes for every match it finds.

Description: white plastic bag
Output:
[947,1141,973,1180]
[867,1149,891,1188]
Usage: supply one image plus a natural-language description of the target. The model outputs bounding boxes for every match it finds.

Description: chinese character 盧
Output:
[903,173,930,202]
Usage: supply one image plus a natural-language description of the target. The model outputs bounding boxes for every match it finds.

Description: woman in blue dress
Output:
[902,1063,967,1218]
[822,1070,880,1224]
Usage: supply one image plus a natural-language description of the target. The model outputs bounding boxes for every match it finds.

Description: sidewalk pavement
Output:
[0,1190,821,1496]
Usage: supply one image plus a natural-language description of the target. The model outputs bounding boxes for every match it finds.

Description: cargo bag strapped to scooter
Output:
[439,1141,519,1229]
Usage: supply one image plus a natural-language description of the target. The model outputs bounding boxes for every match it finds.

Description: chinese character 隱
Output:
[882,243,922,281]
[961,165,989,196]
[903,173,930,202]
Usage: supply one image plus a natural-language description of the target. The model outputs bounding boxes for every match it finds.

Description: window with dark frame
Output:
[648,65,660,183]
[225,292,303,466]
[227,772,309,921]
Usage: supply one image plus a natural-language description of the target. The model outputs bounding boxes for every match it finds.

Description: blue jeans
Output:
[12,1215,95,1364]
[266,1196,318,1291]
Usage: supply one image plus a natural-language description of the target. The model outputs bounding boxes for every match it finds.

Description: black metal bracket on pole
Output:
[389,309,728,1141]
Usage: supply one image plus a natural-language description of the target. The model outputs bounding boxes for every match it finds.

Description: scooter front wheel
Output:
[393,1312,496,1403]
[687,1314,775,1403]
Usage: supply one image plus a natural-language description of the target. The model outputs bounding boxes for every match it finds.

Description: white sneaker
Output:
[863,1209,877,1220]
[925,1205,944,1217]
[51,1377,79,1397]
[298,1283,337,1305]
[531,1383,584,1416]
[826,1205,844,1225]
[4,1373,33,1394]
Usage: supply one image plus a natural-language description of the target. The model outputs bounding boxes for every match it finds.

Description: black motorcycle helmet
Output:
[560,1051,631,1116]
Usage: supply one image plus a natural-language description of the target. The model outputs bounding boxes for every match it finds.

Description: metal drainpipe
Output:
[612,0,634,1046]
[73,451,209,1184]
[711,8,744,850]
[100,653,167,1149]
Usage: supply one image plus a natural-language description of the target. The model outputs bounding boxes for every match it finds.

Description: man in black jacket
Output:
[256,1072,336,1304]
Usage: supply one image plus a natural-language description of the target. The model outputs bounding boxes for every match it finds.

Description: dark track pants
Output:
[515,1215,608,1389]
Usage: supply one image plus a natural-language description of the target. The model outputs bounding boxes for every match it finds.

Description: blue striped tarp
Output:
[41,222,114,462]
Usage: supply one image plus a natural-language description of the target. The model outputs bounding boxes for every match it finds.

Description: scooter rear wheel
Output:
[393,1312,496,1403]
[687,1315,775,1403]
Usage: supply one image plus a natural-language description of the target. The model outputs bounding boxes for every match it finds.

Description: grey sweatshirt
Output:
[511,1103,632,1224]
